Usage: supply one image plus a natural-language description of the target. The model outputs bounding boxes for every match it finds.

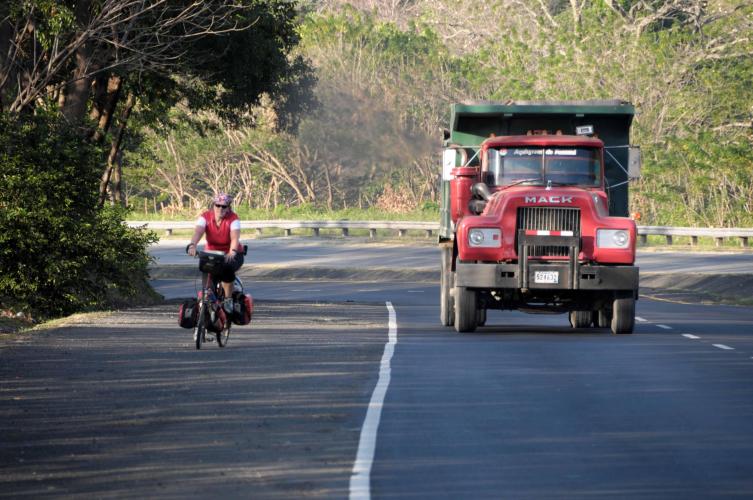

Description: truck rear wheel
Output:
[569,310,592,328]
[611,293,635,334]
[454,286,477,333]
[476,308,486,327]
[440,247,454,326]
[594,308,612,328]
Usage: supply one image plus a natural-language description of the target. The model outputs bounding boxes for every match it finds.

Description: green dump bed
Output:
[441,100,635,227]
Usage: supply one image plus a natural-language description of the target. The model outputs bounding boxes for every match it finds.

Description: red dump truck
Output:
[439,100,641,333]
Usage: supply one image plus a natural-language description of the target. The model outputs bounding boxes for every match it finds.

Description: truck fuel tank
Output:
[450,167,478,222]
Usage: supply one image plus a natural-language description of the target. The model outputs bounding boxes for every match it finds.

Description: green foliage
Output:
[637,132,753,227]
[180,0,317,130]
[0,114,158,319]
[116,1,753,227]
[294,2,753,226]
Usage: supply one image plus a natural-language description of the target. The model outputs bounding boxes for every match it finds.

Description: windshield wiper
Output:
[503,178,544,188]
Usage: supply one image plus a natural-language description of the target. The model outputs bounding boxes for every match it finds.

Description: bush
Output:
[0,114,159,319]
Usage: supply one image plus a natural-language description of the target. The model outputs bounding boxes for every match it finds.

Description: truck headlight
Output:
[468,228,501,248]
[597,229,630,248]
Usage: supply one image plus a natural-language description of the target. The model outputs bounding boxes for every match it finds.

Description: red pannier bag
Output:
[231,293,253,325]
[178,298,198,329]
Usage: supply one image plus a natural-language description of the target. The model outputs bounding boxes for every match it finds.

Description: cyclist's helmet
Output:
[213,192,233,206]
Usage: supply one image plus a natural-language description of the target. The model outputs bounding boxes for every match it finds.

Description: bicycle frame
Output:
[192,250,232,349]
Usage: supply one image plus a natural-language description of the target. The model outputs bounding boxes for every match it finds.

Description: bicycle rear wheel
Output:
[217,322,231,347]
[194,301,206,350]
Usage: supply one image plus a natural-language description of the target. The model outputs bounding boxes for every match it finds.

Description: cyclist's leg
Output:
[219,254,243,311]
[220,253,243,298]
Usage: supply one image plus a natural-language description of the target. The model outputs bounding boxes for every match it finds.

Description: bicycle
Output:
[188,249,235,349]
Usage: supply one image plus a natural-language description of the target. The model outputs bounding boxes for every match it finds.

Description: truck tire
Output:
[476,308,486,327]
[440,246,454,326]
[611,293,635,334]
[454,286,477,333]
[594,308,612,328]
[569,310,592,328]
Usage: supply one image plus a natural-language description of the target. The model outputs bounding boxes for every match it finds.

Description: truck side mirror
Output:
[628,146,641,180]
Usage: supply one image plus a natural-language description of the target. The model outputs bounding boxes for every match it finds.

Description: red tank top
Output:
[200,211,241,253]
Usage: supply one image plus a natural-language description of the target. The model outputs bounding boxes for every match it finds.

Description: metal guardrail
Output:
[127,220,438,238]
[637,226,753,247]
[127,220,753,247]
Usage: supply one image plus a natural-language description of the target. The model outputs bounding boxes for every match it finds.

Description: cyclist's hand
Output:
[187,243,197,257]
[224,250,236,262]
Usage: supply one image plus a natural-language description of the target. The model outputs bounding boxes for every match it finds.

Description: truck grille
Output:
[517,207,581,257]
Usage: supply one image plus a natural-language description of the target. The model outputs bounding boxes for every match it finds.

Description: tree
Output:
[0,0,316,204]
[0,0,316,318]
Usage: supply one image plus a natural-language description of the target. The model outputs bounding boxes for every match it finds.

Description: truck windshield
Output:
[487,147,601,187]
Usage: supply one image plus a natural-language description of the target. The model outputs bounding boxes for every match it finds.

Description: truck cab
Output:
[439,101,640,334]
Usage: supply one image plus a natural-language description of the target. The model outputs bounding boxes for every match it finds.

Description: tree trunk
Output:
[61,0,96,127]
[324,164,333,211]
[111,153,123,205]
[0,16,16,112]
[99,92,135,206]
[90,74,122,142]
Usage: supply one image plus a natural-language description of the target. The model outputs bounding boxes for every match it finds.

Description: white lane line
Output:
[350,301,397,500]
[407,290,424,293]
[682,334,701,339]
[635,316,648,323]
[713,344,735,351]
[657,324,672,330]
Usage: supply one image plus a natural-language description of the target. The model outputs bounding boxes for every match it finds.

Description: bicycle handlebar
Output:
[185,245,248,256]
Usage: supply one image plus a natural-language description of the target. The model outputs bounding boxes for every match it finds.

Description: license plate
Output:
[534,271,559,284]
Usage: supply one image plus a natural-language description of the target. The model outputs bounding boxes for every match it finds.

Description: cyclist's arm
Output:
[187,223,206,256]
[227,226,241,260]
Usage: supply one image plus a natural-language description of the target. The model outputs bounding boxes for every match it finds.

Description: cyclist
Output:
[187,193,244,313]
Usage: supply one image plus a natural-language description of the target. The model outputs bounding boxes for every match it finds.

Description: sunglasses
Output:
[214,204,229,209]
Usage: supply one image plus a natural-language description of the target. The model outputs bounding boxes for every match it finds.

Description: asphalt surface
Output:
[150,237,753,274]
[374,300,753,499]
[2,239,753,498]
[0,302,388,498]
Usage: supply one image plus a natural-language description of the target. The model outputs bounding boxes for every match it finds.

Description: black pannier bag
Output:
[199,251,225,275]
[178,298,198,329]
[231,292,253,325]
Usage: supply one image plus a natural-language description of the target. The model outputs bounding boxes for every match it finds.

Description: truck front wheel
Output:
[611,293,635,334]
[454,286,477,333]
[440,247,454,326]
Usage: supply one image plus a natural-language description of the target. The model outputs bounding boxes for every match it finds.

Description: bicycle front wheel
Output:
[217,322,231,348]
[194,301,206,350]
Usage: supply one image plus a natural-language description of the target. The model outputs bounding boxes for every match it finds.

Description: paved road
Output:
[0,302,388,498]
[149,237,753,274]
[375,299,753,499]
[3,242,753,498]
